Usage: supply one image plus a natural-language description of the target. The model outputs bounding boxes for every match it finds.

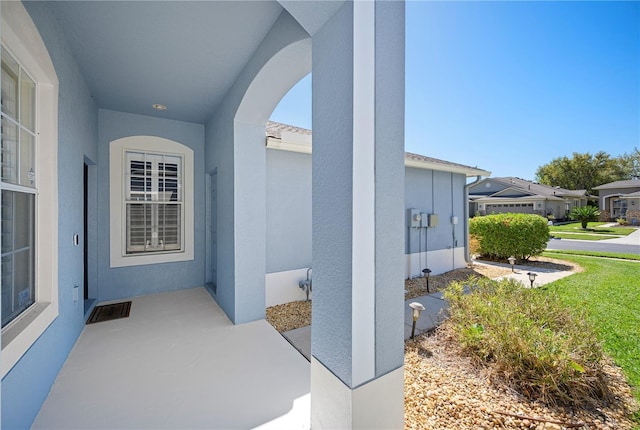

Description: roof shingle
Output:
[266,121,490,176]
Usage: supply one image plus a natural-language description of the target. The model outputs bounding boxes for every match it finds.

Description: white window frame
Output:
[110,136,194,268]
[1,2,59,378]
[124,151,183,254]
[612,198,628,218]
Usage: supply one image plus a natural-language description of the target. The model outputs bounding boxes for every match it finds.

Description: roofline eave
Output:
[267,137,492,177]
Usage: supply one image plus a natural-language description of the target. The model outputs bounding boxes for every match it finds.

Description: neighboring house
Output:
[264,122,491,306]
[1,2,408,428]
[469,177,591,220]
[592,179,640,222]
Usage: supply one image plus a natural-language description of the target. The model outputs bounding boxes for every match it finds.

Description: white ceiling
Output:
[45,1,286,124]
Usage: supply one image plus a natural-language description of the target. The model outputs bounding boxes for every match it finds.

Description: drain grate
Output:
[87,301,132,324]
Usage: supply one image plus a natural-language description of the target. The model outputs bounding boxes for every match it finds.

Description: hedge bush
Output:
[469,213,549,261]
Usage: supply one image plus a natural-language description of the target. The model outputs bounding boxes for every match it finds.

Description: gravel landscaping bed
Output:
[266,258,638,428]
[405,325,638,430]
[405,262,512,300]
[266,299,311,333]
[267,258,583,333]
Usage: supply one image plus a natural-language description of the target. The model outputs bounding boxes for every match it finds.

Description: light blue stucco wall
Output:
[2,3,98,429]
[373,0,406,377]
[205,10,310,324]
[97,110,206,301]
[311,0,405,387]
[311,1,356,385]
[265,161,468,277]
[266,149,312,273]
[405,167,466,254]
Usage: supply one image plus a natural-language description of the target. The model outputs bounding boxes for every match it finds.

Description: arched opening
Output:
[264,75,313,310]
[219,35,310,324]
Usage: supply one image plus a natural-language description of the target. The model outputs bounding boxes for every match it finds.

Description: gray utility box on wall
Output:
[427,214,438,227]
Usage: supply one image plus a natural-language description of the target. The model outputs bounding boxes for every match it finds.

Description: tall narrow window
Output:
[109,136,194,268]
[1,46,37,328]
[2,1,59,378]
[125,151,183,254]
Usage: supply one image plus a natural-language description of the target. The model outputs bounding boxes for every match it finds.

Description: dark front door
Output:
[83,162,89,301]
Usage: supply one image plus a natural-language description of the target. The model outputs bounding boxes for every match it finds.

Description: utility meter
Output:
[408,208,421,228]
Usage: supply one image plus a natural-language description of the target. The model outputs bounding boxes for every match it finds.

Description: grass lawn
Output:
[545,249,640,261]
[549,222,637,238]
[543,253,640,404]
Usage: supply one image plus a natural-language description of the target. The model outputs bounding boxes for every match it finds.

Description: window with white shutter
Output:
[109,136,194,268]
[124,152,182,254]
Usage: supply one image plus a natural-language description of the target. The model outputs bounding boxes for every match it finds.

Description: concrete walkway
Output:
[596,225,640,245]
[283,260,577,360]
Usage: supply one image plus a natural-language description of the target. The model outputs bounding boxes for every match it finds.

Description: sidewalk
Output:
[553,224,640,245]
[283,259,577,359]
[597,225,640,245]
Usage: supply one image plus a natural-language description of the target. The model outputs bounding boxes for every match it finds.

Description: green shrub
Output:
[444,277,611,407]
[617,218,629,226]
[570,206,601,229]
[469,213,549,260]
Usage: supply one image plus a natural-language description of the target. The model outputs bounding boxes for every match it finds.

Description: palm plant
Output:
[570,206,601,229]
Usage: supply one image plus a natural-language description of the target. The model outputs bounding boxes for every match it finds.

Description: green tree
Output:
[535,152,626,193]
[616,147,640,180]
[570,206,600,229]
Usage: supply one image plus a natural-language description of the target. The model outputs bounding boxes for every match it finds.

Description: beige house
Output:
[593,180,640,223]
[469,177,591,220]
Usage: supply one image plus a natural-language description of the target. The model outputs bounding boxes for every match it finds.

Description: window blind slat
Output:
[125,150,182,255]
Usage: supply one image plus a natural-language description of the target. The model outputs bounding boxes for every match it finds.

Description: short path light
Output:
[527,272,537,288]
[508,256,516,272]
[409,302,425,339]
[422,268,432,293]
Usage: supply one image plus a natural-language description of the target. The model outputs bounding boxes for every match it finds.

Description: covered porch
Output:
[32,288,310,429]
[1,1,406,428]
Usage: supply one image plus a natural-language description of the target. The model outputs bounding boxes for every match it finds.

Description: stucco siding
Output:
[265,161,470,304]
[97,110,206,302]
[3,3,98,428]
[405,168,465,251]
[204,10,310,323]
[266,149,312,273]
[598,187,640,209]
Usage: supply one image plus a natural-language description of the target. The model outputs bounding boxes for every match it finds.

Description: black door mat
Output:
[87,301,132,324]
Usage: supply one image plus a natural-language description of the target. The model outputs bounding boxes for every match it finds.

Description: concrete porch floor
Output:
[32,288,310,430]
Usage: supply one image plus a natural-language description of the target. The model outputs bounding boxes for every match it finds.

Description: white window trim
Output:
[1,1,59,378]
[110,136,194,267]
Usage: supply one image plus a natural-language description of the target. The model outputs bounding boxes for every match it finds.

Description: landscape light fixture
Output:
[527,272,537,288]
[409,302,426,339]
[422,268,432,293]
[508,256,516,272]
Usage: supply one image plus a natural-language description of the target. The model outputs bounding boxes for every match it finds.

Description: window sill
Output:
[1,301,57,377]
[111,249,194,268]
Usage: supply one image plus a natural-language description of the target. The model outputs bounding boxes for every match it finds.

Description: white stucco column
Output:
[311,1,405,428]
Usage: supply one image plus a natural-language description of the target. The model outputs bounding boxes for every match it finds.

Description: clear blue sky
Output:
[269,1,640,181]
